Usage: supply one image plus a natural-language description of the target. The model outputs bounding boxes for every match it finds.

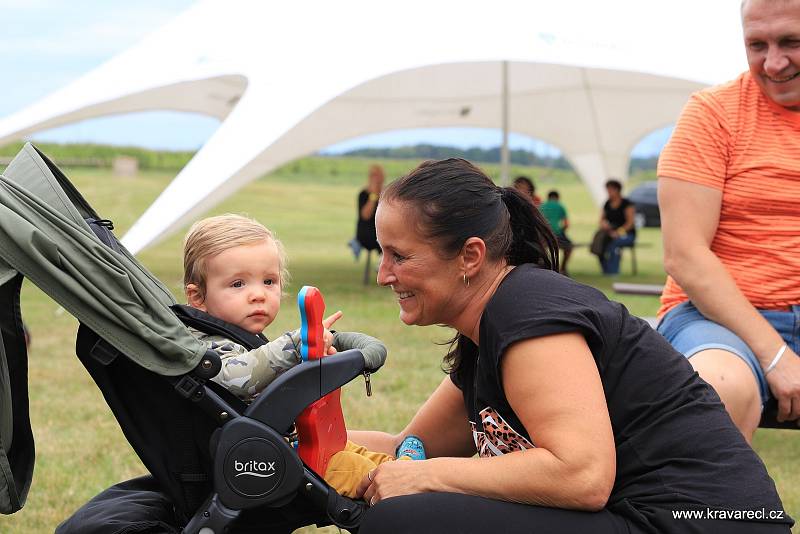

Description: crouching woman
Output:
[350,158,792,534]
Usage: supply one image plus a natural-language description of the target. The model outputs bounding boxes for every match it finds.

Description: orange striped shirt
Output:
[657,72,800,316]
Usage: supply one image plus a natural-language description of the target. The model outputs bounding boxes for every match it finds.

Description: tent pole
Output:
[500,60,510,186]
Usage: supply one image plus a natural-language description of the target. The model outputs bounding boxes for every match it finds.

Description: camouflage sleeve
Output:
[203,330,302,402]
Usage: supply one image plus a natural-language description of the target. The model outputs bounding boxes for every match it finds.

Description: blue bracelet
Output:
[396,435,426,460]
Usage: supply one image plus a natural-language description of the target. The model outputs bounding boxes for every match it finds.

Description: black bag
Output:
[590,230,612,257]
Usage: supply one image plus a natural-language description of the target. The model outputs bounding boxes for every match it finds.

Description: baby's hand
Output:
[322,310,343,356]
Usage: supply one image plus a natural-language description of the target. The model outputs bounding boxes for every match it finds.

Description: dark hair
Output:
[547,190,560,200]
[605,179,623,192]
[383,158,559,374]
[513,175,535,193]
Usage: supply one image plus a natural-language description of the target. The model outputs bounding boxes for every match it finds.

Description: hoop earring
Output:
[463,273,470,287]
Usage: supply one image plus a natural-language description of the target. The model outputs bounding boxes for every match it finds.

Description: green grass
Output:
[2,157,797,533]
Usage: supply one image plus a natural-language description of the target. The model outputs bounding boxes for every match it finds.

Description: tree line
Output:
[0,141,659,172]
[333,144,573,169]
[0,141,194,171]
[333,144,658,172]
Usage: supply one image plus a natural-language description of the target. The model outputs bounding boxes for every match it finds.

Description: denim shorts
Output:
[657,301,800,405]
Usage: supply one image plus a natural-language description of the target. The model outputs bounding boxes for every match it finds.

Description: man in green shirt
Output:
[540,190,573,276]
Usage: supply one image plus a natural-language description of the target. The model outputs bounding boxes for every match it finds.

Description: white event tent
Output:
[0,0,746,253]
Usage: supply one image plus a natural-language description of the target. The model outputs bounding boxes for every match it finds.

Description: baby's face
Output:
[193,239,282,334]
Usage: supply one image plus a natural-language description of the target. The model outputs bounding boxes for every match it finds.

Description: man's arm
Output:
[659,177,800,420]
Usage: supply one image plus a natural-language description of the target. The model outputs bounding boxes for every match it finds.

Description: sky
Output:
[0,0,671,157]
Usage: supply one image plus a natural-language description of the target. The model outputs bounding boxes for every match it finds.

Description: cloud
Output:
[0,1,196,115]
[1,2,194,58]
[0,0,52,9]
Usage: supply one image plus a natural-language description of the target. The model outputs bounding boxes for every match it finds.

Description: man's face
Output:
[742,0,800,110]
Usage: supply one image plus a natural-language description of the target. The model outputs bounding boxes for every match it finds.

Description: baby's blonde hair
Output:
[183,214,289,300]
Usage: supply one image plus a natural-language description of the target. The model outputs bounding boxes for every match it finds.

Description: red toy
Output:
[295,286,347,476]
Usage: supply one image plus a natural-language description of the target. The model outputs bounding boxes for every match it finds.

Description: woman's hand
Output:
[356,459,432,507]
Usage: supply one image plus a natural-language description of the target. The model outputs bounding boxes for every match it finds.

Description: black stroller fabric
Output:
[56,476,182,534]
[56,475,329,534]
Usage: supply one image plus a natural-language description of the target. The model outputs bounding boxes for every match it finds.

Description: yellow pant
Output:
[324,440,406,497]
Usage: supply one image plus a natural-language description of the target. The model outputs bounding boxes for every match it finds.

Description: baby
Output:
[182,214,424,497]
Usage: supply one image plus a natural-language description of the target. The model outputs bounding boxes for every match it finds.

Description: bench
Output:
[575,240,650,275]
[617,241,651,276]
[347,238,379,285]
[612,282,664,296]
[362,249,376,285]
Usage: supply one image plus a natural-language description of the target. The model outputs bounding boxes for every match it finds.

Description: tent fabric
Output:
[0,143,206,376]
[0,0,746,254]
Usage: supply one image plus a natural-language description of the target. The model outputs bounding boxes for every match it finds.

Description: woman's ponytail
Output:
[500,187,559,271]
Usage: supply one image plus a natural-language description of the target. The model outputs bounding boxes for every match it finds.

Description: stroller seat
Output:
[0,143,385,533]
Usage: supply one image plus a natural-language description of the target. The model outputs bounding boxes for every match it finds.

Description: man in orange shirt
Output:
[657,0,800,442]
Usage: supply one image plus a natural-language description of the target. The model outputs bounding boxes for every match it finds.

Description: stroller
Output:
[0,143,385,533]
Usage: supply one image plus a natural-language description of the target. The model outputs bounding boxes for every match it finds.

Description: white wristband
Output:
[764,344,788,375]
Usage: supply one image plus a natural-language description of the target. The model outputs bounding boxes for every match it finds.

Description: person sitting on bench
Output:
[596,179,636,275]
[657,0,800,444]
[349,164,385,260]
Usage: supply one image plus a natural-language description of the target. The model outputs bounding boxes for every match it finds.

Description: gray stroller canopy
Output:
[0,143,206,513]
[0,143,206,374]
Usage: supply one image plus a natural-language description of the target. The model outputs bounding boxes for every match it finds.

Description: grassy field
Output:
[1,156,797,533]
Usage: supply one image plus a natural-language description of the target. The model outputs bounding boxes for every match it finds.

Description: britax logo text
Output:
[234,459,276,478]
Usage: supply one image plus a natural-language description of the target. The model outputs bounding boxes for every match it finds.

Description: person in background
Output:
[539,190,573,276]
[349,164,385,259]
[656,0,800,443]
[512,175,541,206]
[597,179,636,275]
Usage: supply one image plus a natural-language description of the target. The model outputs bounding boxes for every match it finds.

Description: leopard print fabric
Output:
[471,406,535,457]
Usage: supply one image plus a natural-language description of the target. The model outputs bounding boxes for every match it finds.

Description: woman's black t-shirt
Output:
[603,197,636,239]
[356,190,380,251]
[451,265,790,527]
